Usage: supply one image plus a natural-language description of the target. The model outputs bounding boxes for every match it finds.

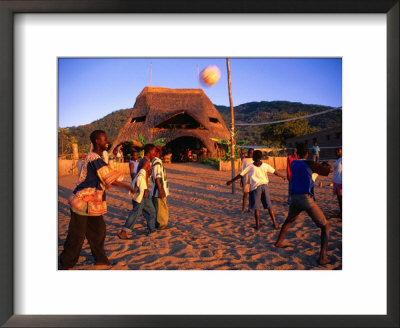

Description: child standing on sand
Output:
[118,145,157,239]
[227,150,286,230]
[151,146,169,230]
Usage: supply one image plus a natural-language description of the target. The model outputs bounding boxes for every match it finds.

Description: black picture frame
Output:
[0,0,398,327]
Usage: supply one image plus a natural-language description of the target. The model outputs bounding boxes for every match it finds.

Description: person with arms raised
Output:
[275,143,333,265]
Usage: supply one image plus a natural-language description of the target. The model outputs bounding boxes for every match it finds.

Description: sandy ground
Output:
[58,162,342,270]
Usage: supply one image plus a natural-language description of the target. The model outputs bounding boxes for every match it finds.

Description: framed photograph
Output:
[1,0,398,327]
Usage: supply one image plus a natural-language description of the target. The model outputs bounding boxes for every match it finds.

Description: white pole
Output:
[226,58,236,194]
[150,62,152,87]
[197,65,200,88]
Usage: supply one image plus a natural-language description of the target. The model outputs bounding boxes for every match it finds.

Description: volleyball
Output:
[200,65,221,86]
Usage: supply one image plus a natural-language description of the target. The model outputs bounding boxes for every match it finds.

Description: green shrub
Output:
[221,148,241,162]
[201,158,219,168]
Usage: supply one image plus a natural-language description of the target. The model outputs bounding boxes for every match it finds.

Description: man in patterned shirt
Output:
[60,130,134,270]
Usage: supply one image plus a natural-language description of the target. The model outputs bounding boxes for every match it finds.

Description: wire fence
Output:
[235,107,342,126]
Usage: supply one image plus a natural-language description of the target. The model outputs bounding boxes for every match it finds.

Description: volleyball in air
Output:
[200,65,221,86]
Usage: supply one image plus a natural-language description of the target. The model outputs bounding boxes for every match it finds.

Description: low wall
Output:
[58,159,79,176]
[264,157,275,168]
[218,159,241,172]
[273,157,287,171]
[219,157,287,172]
[59,157,288,176]
[58,159,130,176]
[109,160,130,174]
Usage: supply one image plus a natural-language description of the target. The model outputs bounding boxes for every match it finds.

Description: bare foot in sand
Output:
[275,241,294,248]
[253,225,260,231]
[118,230,130,240]
[273,223,279,229]
[318,258,331,265]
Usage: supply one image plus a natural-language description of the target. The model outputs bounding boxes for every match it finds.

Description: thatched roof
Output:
[111,87,230,153]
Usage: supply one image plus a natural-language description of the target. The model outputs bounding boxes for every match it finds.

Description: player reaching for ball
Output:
[275,143,333,265]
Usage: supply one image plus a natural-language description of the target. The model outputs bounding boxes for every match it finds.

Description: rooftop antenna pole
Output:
[150,62,152,87]
[197,64,200,88]
[226,58,236,194]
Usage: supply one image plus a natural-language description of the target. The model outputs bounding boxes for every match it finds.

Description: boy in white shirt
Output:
[227,150,286,230]
[118,145,157,239]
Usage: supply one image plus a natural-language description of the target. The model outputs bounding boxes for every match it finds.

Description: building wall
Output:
[58,159,130,177]
[285,126,342,160]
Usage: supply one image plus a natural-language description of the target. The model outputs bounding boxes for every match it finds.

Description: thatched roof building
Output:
[111,87,230,160]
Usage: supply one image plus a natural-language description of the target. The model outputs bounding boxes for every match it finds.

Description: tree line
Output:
[58,101,342,154]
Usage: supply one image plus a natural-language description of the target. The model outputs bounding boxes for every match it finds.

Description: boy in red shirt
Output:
[286,148,299,204]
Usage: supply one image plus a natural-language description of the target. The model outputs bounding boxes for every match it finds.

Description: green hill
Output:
[64,108,132,152]
[62,101,341,152]
[215,101,341,145]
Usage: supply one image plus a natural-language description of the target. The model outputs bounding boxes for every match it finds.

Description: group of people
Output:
[118,144,169,239]
[179,148,193,162]
[60,130,169,270]
[228,144,342,265]
[60,129,342,269]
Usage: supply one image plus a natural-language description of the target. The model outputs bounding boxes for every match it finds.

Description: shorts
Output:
[287,194,327,228]
[333,183,342,196]
[249,185,272,210]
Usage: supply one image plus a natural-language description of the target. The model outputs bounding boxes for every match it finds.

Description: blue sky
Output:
[58,58,342,127]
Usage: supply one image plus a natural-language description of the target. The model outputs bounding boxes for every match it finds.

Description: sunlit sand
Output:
[58,163,342,270]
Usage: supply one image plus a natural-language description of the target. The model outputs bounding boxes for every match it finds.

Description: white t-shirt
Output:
[333,157,342,184]
[240,162,275,191]
[129,160,139,174]
[102,150,109,164]
[241,157,253,185]
[131,169,147,203]
[151,157,169,198]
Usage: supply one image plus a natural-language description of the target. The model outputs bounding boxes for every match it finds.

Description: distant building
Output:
[111,87,230,162]
[285,125,342,160]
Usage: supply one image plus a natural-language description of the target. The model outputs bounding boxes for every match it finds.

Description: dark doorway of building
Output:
[165,136,206,162]
[155,112,205,130]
